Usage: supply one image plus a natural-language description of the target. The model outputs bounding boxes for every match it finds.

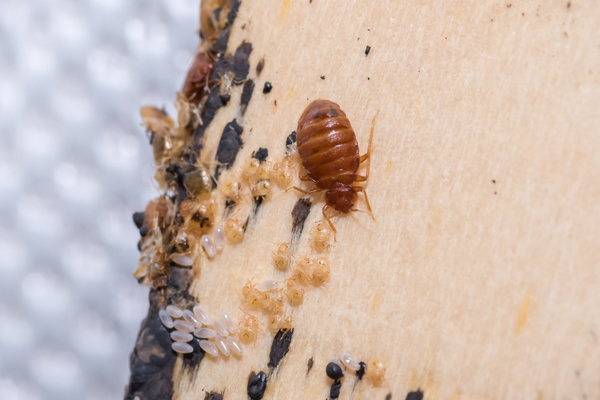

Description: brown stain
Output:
[280,0,292,26]
[449,390,462,400]
[385,157,395,175]
[516,290,531,334]
[370,291,382,315]
[285,85,295,100]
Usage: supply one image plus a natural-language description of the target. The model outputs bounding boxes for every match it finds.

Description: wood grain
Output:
[171,1,600,399]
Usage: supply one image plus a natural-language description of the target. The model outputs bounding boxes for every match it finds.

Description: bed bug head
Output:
[325,182,357,213]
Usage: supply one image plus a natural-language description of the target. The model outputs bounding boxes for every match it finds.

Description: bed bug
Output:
[293,100,379,237]
[182,51,213,105]
[271,242,292,270]
[237,309,264,344]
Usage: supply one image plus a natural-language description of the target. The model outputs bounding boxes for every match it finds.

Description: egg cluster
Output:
[158,305,243,357]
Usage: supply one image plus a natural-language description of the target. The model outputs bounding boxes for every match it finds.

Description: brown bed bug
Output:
[292,100,378,236]
[182,51,213,105]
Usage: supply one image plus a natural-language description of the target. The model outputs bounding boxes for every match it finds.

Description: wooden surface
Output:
[173,1,600,399]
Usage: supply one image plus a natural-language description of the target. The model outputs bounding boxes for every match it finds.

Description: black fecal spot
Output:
[326,362,344,380]
[357,361,366,380]
[263,82,272,93]
[133,212,145,229]
[365,45,371,56]
[228,0,241,24]
[220,94,231,105]
[247,371,268,400]
[307,357,314,375]
[214,26,231,55]
[252,148,269,163]
[386,394,392,400]
[225,198,236,211]
[182,337,204,368]
[233,41,253,82]
[268,328,294,371]
[194,89,228,151]
[492,179,496,184]
[253,195,265,214]
[256,58,265,76]
[330,380,342,399]
[214,119,243,180]
[213,8,221,22]
[406,390,424,400]
[124,292,177,400]
[321,75,325,80]
[204,391,223,400]
[274,100,277,106]
[291,198,312,240]
[240,79,255,116]
[286,131,297,150]
[139,226,148,237]
[137,239,142,252]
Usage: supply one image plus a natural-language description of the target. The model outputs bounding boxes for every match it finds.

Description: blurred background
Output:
[0,0,199,399]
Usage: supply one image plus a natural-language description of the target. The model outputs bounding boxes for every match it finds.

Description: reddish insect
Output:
[182,51,213,105]
[293,100,378,236]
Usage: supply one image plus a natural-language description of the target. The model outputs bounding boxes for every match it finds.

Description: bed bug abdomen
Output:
[296,100,360,189]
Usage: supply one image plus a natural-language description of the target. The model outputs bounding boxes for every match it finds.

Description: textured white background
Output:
[0,0,199,399]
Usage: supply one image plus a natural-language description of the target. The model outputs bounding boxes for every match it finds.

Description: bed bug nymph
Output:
[291,100,379,237]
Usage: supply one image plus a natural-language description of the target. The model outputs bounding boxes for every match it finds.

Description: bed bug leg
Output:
[358,110,380,179]
[322,205,339,241]
[287,186,324,195]
[351,186,375,219]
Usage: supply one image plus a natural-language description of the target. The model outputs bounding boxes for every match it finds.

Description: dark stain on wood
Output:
[330,380,342,399]
[357,361,366,380]
[291,198,312,240]
[204,391,224,400]
[248,371,268,400]
[307,357,314,375]
[286,131,297,152]
[240,79,255,116]
[386,394,392,400]
[252,147,269,163]
[214,119,244,180]
[406,390,424,400]
[256,58,265,76]
[268,328,294,371]
[365,45,371,56]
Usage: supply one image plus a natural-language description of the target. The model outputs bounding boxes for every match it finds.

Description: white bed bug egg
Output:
[194,327,217,339]
[214,335,230,356]
[166,305,183,318]
[327,357,344,371]
[340,352,360,371]
[256,280,278,292]
[201,234,216,257]
[170,253,194,267]
[225,336,243,355]
[182,309,200,326]
[200,340,219,357]
[214,225,225,251]
[172,342,194,354]
[211,319,229,337]
[193,305,211,326]
[220,311,236,334]
[159,309,174,329]
[170,331,193,343]
[174,320,195,333]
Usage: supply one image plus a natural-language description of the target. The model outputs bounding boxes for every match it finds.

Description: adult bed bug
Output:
[292,100,378,236]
